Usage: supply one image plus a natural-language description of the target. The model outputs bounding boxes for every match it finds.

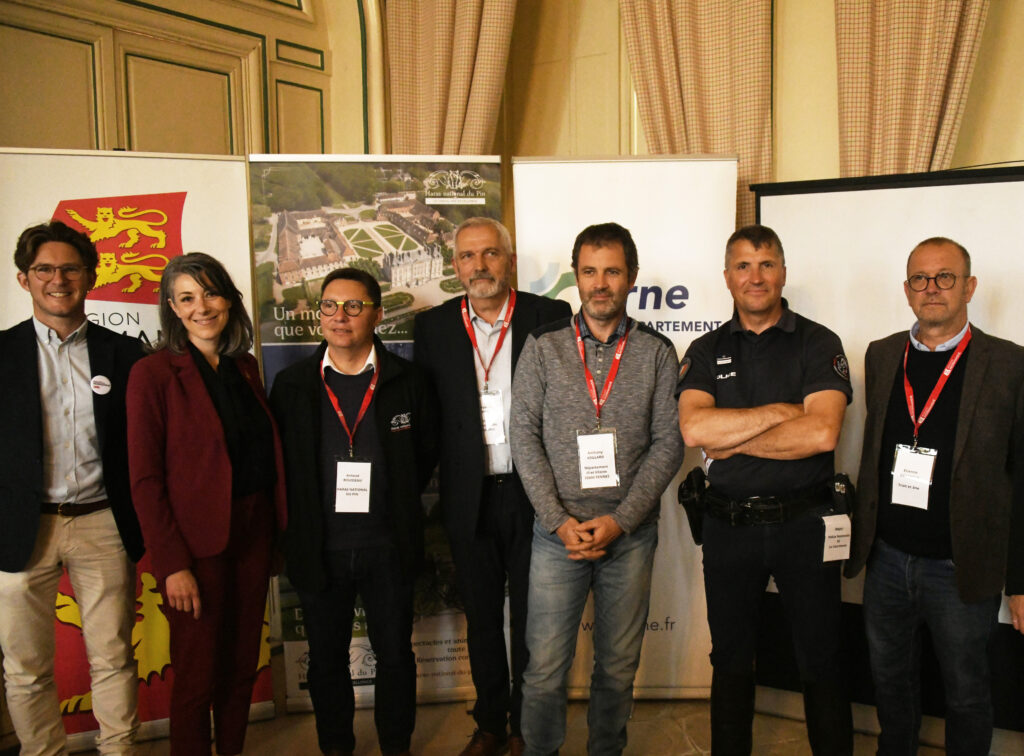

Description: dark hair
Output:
[156,253,253,356]
[320,266,383,309]
[14,220,98,273]
[455,217,513,257]
[725,225,785,267]
[909,237,971,276]
[571,222,639,276]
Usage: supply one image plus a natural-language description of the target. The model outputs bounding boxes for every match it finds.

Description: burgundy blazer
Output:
[126,348,287,580]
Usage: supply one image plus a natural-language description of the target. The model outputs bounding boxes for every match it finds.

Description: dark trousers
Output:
[702,505,852,756]
[446,474,534,737]
[297,545,416,755]
[165,491,274,756]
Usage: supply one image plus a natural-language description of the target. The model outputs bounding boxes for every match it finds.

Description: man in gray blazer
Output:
[846,236,1024,755]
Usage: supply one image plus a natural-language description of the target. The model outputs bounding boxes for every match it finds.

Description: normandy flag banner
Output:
[56,192,186,305]
[0,148,263,749]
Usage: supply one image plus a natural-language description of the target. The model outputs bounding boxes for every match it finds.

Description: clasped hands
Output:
[556,515,623,561]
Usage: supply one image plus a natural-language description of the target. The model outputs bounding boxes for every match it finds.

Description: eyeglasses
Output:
[318,299,376,317]
[906,272,958,291]
[29,264,88,281]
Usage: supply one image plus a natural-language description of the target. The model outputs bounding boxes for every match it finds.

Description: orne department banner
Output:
[512,155,739,697]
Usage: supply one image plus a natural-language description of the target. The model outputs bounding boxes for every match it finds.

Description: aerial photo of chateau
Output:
[251,160,500,343]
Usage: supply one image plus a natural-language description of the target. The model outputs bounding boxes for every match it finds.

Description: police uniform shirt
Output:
[676,300,852,499]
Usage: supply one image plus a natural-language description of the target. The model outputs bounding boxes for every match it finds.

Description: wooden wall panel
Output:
[274,79,324,153]
[124,55,233,154]
[0,26,97,148]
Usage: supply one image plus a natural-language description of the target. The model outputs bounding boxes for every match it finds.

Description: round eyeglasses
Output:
[906,272,957,292]
[29,264,88,281]
[318,298,376,317]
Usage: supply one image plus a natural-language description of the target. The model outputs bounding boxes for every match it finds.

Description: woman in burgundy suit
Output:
[127,253,287,756]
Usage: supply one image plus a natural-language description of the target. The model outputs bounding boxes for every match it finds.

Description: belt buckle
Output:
[745,495,781,525]
[57,501,72,516]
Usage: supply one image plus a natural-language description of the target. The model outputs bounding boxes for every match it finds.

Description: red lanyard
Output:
[574,314,630,426]
[902,326,971,444]
[321,361,379,457]
[461,290,516,389]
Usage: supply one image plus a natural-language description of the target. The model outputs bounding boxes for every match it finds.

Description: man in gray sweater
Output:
[510,222,684,756]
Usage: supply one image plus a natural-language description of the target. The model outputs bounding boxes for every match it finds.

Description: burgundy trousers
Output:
[164,491,274,756]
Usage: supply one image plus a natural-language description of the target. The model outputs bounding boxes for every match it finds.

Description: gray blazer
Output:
[845,325,1024,601]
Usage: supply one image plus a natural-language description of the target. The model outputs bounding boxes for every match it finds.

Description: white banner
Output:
[512,155,738,696]
[758,170,1024,745]
[0,148,252,335]
[0,147,262,745]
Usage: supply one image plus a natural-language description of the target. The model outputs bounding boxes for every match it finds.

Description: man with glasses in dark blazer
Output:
[847,237,1024,755]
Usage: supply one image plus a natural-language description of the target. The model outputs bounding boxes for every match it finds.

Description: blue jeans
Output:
[520,519,658,756]
[863,539,999,756]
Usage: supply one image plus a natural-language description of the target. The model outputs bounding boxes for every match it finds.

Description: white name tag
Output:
[335,460,372,513]
[480,389,505,445]
[577,429,619,489]
[822,514,851,562]
[891,444,937,510]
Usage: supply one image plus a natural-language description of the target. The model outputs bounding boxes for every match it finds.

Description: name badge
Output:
[822,514,851,562]
[480,389,505,445]
[335,459,371,513]
[577,429,619,489]
[891,443,937,510]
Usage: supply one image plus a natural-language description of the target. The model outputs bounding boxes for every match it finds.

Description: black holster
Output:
[677,466,708,545]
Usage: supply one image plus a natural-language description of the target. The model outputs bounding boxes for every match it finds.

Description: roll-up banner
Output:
[757,169,1024,747]
[0,147,268,750]
[248,154,502,710]
[512,155,739,696]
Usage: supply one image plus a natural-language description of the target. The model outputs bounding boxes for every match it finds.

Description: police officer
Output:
[676,225,853,755]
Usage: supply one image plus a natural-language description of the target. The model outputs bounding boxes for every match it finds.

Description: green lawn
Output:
[381,292,414,310]
[343,228,373,243]
[352,238,383,255]
[440,277,466,294]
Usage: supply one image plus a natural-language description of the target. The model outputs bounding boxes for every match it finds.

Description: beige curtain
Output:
[385,0,516,154]
[620,0,772,227]
[836,0,989,176]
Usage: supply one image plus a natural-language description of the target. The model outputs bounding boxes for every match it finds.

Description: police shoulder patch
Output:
[832,354,850,381]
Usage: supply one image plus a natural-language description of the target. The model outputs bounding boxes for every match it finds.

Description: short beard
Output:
[465,275,509,300]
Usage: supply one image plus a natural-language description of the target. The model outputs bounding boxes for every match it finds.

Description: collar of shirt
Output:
[322,344,377,376]
[909,320,970,352]
[576,310,631,344]
[466,291,512,333]
[33,316,88,346]
[728,297,796,334]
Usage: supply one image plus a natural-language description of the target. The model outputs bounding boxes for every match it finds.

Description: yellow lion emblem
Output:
[95,250,168,293]
[66,206,167,249]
